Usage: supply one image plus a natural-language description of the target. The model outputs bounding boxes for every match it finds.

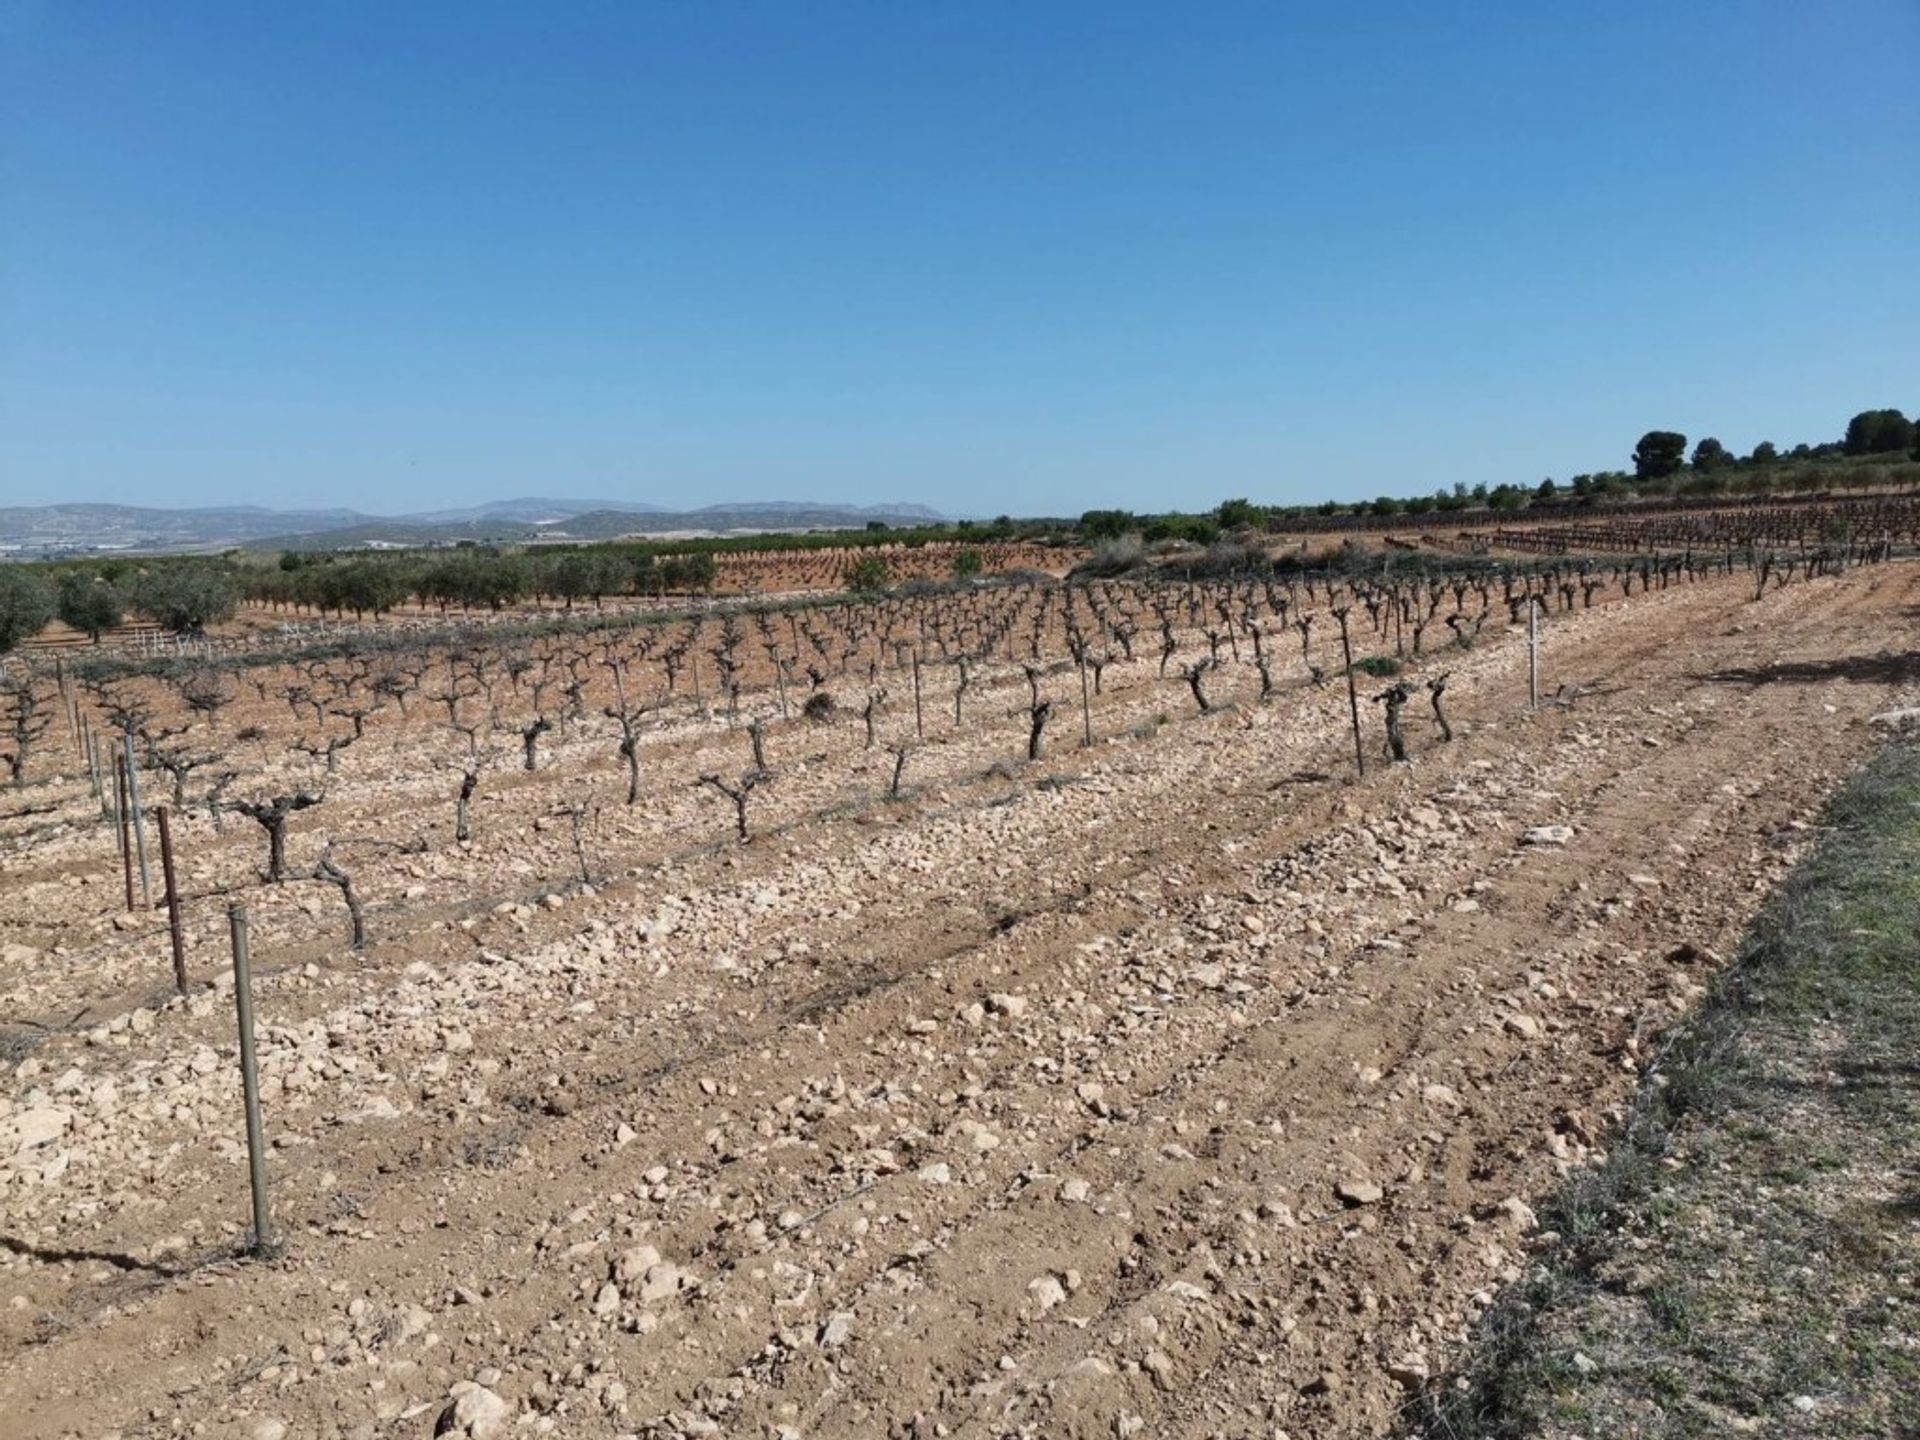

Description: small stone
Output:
[1257,1199,1297,1226]
[1029,1274,1067,1312]
[959,1121,999,1152]
[1522,825,1574,846]
[1386,1358,1429,1389]
[820,1311,854,1348]
[615,1244,663,1288]
[1335,1177,1384,1207]
[446,1381,511,1440]
[4,1106,71,1153]
[395,1304,433,1341]
[636,1262,687,1305]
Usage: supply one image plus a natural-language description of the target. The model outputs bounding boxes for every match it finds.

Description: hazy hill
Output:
[0,498,946,555]
[0,503,374,551]
[256,501,949,549]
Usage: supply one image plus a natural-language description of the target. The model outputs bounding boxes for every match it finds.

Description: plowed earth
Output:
[3,563,1917,1440]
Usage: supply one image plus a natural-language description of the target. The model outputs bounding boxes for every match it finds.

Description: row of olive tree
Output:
[257,547,723,618]
[0,562,237,655]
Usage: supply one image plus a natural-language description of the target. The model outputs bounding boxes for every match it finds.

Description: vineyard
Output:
[237,541,1078,621]
[1480,492,1920,556]
[1246,489,1920,566]
[10,540,1078,666]
[708,541,1067,594]
[2,547,1917,1438]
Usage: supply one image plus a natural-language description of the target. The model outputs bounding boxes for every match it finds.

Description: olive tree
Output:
[0,567,55,655]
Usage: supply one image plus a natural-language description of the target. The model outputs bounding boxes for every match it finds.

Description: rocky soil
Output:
[2,561,1916,1439]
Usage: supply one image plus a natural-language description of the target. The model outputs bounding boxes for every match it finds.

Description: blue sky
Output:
[3,2,1916,518]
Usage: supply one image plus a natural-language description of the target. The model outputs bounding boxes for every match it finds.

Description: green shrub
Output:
[842,554,892,595]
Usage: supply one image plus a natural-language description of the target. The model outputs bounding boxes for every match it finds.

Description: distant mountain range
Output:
[0,499,948,555]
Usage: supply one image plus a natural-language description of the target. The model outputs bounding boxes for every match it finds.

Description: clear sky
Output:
[3,2,1916,518]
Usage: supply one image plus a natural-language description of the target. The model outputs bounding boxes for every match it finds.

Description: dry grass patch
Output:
[1416,742,1920,1439]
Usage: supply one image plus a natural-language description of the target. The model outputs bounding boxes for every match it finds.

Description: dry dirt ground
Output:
[3,562,1917,1440]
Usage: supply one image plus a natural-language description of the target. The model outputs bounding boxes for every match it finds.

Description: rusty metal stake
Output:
[1527,593,1541,711]
[1079,654,1093,747]
[911,649,924,739]
[1336,608,1365,778]
[157,806,188,994]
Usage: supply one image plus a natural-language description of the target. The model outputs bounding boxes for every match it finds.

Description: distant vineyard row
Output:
[1477,494,1920,555]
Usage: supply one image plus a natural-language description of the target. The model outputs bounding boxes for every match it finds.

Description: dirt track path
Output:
[4,563,1917,1440]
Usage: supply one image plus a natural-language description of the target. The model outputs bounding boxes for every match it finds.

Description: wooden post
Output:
[1335,608,1365,778]
[56,658,76,746]
[122,732,152,907]
[157,806,189,995]
[227,905,276,1255]
[113,752,135,911]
